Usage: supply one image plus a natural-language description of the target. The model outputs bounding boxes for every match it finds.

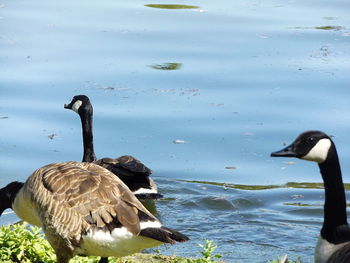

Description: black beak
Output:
[64,101,73,109]
[271,144,298,158]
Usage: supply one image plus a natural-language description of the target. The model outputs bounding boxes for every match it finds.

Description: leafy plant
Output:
[2,223,304,263]
[0,223,120,263]
[0,222,56,263]
[0,223,203,263]
[197,240,222,263]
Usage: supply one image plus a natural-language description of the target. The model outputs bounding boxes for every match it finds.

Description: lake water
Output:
[1,0,350,262]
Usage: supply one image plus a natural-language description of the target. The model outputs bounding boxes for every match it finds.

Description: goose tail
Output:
[140,226,189,244]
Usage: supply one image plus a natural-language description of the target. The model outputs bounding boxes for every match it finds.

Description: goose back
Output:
[9,162,187,262]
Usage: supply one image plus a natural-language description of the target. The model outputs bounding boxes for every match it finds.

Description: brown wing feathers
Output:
[28,162,157,239]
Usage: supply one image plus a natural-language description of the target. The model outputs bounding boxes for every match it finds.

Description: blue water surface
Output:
[1,0,350,262]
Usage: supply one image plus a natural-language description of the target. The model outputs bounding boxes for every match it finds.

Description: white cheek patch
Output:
[302,138,331,163]
[72,100,82,113]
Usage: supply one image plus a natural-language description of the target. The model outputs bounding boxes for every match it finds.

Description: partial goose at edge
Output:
[271,130,350,263]
[0,161,189,263]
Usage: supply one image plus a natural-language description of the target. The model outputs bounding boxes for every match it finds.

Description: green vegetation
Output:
[0,222,304,263]
[314,26,342,31]
[0,222,55,263]
[197,240,222,263]
[0,223,224,263]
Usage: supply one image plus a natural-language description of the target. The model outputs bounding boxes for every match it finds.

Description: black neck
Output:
[80,108,96,162]
[319,145,348,242]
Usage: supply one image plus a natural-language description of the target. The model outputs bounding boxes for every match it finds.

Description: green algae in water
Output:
[180,179,350,190]
[314,25,343,31]
[145,4,199,10]
[149,63,182,70]
[289,25,343,31]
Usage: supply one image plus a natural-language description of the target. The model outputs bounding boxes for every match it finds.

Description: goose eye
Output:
[307,137,314,144]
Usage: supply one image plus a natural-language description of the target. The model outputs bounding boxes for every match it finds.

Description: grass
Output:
[0,222,303,263]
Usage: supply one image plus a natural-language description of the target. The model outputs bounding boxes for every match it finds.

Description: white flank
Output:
[72,100,82,114]
[12,188,42,227]
[315,235,349,263]
[133,187,158,195]
[302,138,331,163]
[78,220,163,257]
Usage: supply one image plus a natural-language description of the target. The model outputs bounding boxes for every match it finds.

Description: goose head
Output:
[64,95,93,116]
[0,181,24,216]
[271,130,333,164]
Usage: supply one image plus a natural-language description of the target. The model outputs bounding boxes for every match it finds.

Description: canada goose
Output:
[64,95,162,200]
[271,130,350,263]
[0,161,189,263]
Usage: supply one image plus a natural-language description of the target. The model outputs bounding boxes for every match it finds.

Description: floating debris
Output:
[100,86,129,91]
[310,45,332,59]
[211,103,224,107]
[173,139,187,144]
[225,166,237,170]
[323,17,337,20]
[256,33,268,39]
[244,132,254,136]
[103,86,115,90]
[48,134,56,140]
[0,116,8,119]
[291,194,304,200]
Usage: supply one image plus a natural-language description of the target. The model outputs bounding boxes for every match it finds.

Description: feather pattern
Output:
[9,161,188,263]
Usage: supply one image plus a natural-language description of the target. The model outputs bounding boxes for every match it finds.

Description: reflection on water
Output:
[149,62,182,70]
[145,4,199,10]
